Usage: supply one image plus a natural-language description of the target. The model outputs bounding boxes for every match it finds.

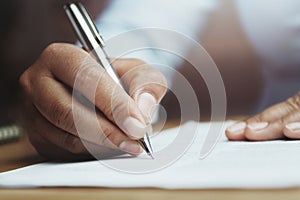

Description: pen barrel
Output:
[64,2,123,88]
[92,47,123,88]
[64,2,153,157]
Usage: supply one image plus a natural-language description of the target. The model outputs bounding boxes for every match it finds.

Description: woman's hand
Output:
[19,43,167,160]
[226,92,300,141]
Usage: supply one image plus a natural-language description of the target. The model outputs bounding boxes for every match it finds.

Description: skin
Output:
[16,1,300,161]
[226,92,300,141]
[19,43,167,161]
[0,1,107,124]
[19,43,300,161]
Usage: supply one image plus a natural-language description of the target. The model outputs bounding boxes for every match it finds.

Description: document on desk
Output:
[1,120,300,189]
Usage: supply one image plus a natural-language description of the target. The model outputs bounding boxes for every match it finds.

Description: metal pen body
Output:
[64,2,153,158]
[64,3,121,85]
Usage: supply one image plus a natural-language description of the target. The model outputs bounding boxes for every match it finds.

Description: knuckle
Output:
[19,70,32,96]
[99,90,128,121]
[256,113,267,123]
[246,113,265,124]
[99,99,114,120]
[100,126,119,147]
[77,65,103,91]
[101,105,113,120]
[19,70,29,88]
[286,93,300,110]
[110,99,127,121]
[48,100,75,132]
[41,43,62,59]
[278,116,288,126]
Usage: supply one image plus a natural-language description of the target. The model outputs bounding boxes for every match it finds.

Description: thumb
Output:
[114,59,168,122]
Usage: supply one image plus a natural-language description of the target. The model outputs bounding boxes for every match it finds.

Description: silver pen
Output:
[64,2,154,158]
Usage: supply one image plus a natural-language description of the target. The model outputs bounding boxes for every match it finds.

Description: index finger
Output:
[39,43,147,139]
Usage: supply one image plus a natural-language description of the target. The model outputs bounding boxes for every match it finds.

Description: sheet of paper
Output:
[1,121,300,189]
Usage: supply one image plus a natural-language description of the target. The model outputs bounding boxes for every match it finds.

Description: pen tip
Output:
[148,153,154,160]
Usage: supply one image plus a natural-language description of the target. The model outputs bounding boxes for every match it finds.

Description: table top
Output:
[1,126,300,200]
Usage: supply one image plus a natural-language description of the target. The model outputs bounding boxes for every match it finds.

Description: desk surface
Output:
[1,126,300,200]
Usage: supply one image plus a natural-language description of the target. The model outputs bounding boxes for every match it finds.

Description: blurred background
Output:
[0,0,108,125]
[1,0,299,125]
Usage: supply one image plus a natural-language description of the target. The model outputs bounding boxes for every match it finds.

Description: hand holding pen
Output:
[64,2,157,158]
[18,4,167,161]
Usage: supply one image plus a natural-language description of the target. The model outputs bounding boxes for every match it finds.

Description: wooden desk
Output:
[1,129,300,200]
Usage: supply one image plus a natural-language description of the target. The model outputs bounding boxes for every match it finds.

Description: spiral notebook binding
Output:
[0,125,22,144]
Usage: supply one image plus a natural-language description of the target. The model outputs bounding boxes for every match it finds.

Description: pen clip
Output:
[64,2,105,50]
[76,2,105,47]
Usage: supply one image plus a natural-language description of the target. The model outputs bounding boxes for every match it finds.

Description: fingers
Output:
[36,43,148,139]
[20,42,168,160]
[28,131,91,161]
[23,95,139,159]
[282,112,300,139]
[20,64,142,154]
[226,92,300,141]
[24,102,88,155]
[22,102,91,161]
[112,58,168,121]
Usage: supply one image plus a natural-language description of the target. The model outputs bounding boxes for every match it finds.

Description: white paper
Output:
[1,121,300,189]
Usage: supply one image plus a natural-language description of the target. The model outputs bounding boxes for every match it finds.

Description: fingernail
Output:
[285,122,300,132]
[226,122,246,134]
[247,122,269,131]
[119,140,142,154]
[123,117,146,139]
[138,93,157,119]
